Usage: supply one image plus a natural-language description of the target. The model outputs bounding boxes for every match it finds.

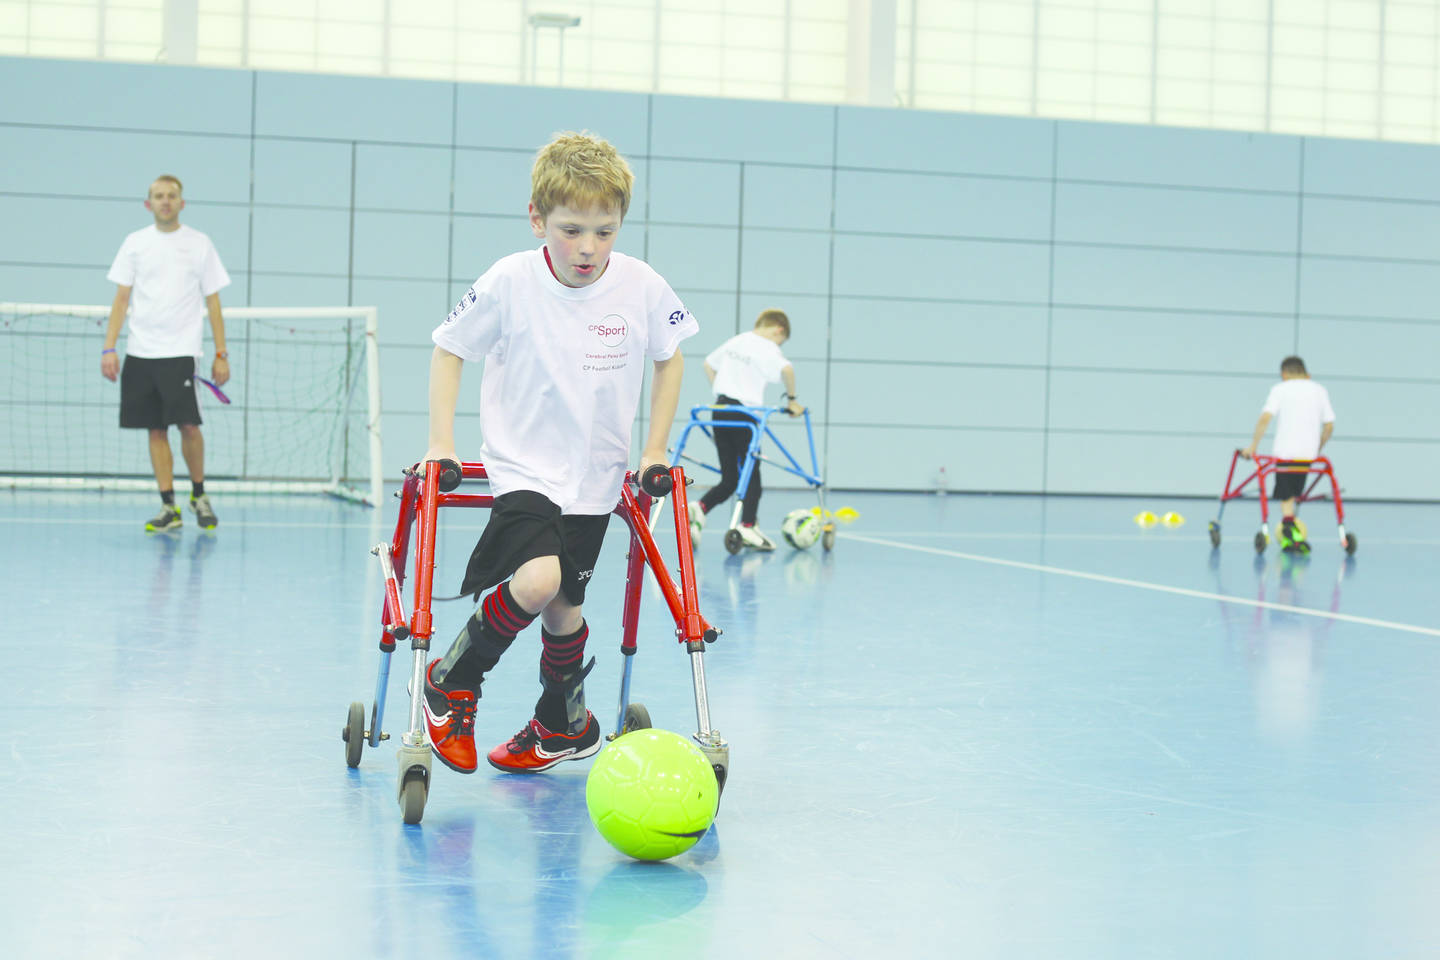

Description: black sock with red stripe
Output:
[434,581,537,690]
[536,621,591,733]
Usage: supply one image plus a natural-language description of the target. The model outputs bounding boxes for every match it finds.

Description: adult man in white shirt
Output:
[1241,355,1336,552]
[101,174,231,532]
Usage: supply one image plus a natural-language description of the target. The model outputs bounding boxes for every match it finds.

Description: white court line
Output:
[842,532,1440,638]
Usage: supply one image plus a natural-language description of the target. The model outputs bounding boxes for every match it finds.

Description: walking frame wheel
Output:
[343,701,365,768]
[723,528,743,555]
[1253,530,1268,553]
[397,742,431,825]
[1345,532,1358,555]
[1208,521,1220,548]
[822,525,836,551]
[622,702,652,734]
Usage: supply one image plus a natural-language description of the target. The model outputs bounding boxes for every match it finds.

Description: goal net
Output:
[0,303,383,506]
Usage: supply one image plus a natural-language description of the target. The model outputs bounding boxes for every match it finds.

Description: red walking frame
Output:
[1208,450,1357,555]
[341,460,728,825]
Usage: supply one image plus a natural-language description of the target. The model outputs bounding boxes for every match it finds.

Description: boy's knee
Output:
[510,556,562,612]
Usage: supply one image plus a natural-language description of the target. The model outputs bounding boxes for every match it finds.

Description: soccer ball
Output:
[780,508,822,550]
[585,729,719,861]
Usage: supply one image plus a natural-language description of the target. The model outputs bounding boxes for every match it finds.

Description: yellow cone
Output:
[1134,511,1158,527]
[834,507,860,523]
[1161,511,1186,527]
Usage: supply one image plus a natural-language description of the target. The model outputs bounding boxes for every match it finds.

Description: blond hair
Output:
[149,174,183,196]
[531,131,633,220]
[754,308,790,340]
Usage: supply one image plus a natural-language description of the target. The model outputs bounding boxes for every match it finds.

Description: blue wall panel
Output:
[1053,247,1294,314]
[0,127,251,202]
[1301,197,1440,261]
[648,159,740,225]
[1045,433,1231,496]
[450,217,534,282]
[1057,122,1300,192]
[253,72,452,144]
[0,58,252,134]
[829,363,1047,429]
[1049,370,1265,434]
[743,164,833,230]
[246,274,349,306]
[675,292,740,345]
[1303,138,1440,202]
[826,425,1046,491]
[1325,380,1440,441]
[355,145,452,213]
[831,299,1047,366]
[650,96,834,166]
[455,85,649,155]
[352,212,449,279]
[836,107,1054,178]
[1050,308,1293,374]
[1054,183,1297,253]
[0,197,153,266]
[1298,258,1440,320]
[253,139,353,208]
[351,278,450,347]
[645,225,739,292]
[741,229,831,296]
[250,207,351,275]
[1298,317,1440,381]
[833,235,1049,302]
[835,170,1052,240]
[453,149,538,216]
[0,263,116,304]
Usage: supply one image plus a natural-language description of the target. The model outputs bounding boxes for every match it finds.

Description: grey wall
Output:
[3,55,1438,498]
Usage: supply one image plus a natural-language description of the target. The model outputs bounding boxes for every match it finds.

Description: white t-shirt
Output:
[107,224,230,359]
[1262,378,1335,460]
[433,247,698,514]
[705,331,790,407]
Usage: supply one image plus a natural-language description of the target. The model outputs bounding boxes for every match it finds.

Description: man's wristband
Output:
[215,351,229,360]
[102,348,116,355]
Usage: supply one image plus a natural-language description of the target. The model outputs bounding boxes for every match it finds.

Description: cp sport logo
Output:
[588,314,628,348]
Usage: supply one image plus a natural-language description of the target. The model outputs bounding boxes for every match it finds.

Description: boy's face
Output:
[145,180,184,227]
[530,202,621,287]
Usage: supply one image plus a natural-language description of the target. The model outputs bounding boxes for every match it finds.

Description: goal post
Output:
[0,302,384,507]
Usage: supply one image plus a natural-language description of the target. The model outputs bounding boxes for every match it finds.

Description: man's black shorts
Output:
[1271,460,1312,501]
[460,490,611,607]
[120,356,202,429]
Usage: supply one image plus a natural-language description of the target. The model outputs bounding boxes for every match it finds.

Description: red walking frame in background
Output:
[341,460,728,825]
[1208,450,1357,555]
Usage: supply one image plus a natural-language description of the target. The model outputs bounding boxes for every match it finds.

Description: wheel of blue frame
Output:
[344,701,364,768]
[623,702,652,734]
[400,770,427,825]
[724,528,743,555]
[1253,531,1267,553]
[822,527,835,551]
[1345,532,1358,555]
[1208,522,1221,548]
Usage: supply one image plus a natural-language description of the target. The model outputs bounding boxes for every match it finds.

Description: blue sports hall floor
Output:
[2,485,1438,959]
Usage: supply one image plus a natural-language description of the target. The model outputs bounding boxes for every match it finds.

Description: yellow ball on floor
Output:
[1161,511,1186,527]
[1134,511,1158,527]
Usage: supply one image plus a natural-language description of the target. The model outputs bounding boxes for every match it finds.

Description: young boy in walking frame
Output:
[420,131,698,774]
[1241,355,1336,553]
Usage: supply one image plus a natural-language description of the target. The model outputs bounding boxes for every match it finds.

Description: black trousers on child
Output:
[699,395,761,525]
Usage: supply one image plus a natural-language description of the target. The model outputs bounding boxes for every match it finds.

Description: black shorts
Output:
[460,490,611,607]
[1271,461,1312,501]
[120,356,201,429]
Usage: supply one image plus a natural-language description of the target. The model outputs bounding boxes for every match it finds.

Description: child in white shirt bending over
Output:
[690,309,803,551]
[1241,355,1335,553]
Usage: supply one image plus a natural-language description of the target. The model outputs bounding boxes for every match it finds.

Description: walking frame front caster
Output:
[1209,449,1356,556]
[343,458,732,824]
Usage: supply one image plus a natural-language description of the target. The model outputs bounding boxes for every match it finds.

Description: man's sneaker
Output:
[145,506,182,533]
[190,494,218,529]
[421,660,479,774]
[487,712,601,773]
[689,508,706,547]
[737,523,776,551]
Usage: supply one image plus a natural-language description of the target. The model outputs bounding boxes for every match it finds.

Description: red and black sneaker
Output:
[487,712,601,773]
[421,660,479,774]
